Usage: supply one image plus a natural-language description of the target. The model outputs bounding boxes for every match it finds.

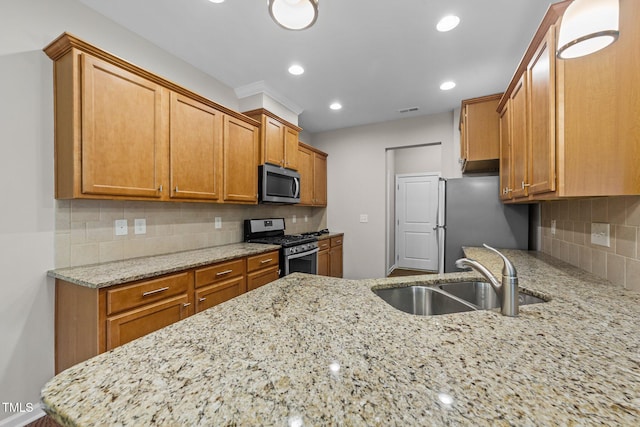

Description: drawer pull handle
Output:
[183,303,191,308]
[142,286,169,297]
[216,269,233,276]
[260,258,273,264]
[199,297,207,302]
[335,240,342,244]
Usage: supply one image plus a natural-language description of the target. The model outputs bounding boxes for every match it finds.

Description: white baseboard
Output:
[0,403,46,427]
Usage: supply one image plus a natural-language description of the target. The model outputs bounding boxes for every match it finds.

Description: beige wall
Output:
[56,201,325,268]
[540,197,640,291]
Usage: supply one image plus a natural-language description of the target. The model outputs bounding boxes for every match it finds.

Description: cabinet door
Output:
[195,276,245,313]
[465,98,500,161]
[297,145,314,205]
[284,127,299,170]
[527,25,556,195]
[264,116,285,167]
[81,54,164,198]
[313,152,327,206]
[510,74,528,199]
[329,245,343,278]
[169,93,222,200]
[106,295,189,350]
[317,249,329,276]
[247,267,280,291]
[223,115,259,203]
[499,103,513,200]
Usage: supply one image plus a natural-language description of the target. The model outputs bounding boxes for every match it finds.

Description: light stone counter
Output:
[42,248,640,425]
[47,243,281,288]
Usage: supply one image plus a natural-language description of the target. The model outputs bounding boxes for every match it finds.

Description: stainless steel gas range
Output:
[244,218,318,276]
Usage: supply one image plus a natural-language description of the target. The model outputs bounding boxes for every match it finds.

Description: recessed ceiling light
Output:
[440,81,456,91]
[329,102,342,110]
[288,64,305,75]
[208,0,225,3]
[437,15,460,32]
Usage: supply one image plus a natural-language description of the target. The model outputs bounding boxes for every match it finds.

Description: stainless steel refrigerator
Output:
[440,176,529,273]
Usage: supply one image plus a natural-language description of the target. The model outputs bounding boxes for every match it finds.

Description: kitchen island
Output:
[42,248,640,425]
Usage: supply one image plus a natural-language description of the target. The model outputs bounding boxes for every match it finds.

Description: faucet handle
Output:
[482,244,517,277]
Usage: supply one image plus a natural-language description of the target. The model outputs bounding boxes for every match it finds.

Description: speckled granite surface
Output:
[47,243,280,288]
[42,248,640,425]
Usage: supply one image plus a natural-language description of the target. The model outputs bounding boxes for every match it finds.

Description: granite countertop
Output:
[317,232,344,241]
[47,243,280,288]
[42,248,640,425]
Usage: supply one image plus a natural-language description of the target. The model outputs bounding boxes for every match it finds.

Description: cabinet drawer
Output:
[195,259,245,288]
[247,267,280,291]
[106,295,190,350]
[247,251,279,272]
[318,239,330,251]
[330,236,343,247]
[195,276,245,313]
[106,272,191,316]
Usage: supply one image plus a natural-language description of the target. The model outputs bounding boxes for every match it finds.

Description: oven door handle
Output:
[287,247,319,260]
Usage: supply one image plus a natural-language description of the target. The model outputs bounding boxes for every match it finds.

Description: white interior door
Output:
[396,173,440,271]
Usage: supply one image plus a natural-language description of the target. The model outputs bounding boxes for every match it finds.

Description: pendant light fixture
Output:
[557,0,619,59]
[268,0,318,30]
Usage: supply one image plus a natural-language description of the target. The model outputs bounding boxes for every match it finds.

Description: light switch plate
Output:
[550,220,556,236]
[214,217,222,229]
[591,223,610,247]
[115,219,128,236]
[134,218,146,235]
[360,214,369,223]
[292,215,297,224]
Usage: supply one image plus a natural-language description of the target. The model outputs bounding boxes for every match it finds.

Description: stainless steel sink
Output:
[373,282,546,316]
[373,286,476,315]
[437,281,546,310]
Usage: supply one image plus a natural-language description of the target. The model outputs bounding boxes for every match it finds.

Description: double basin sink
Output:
[374,281,546,316]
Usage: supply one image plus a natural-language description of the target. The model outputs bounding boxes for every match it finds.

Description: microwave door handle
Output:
[293,177,300,198]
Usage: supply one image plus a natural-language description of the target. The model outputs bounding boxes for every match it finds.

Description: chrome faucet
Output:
[455,244,519,317]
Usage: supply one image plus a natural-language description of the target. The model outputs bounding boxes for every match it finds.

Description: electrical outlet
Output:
[304,215,308,223]
[591,223,610,247]
[292,215,297,224]
[360,214,369,223]
[134,218,146,235]
[115,219,128,236]
[214,217,222,229]
[551,220,556,236]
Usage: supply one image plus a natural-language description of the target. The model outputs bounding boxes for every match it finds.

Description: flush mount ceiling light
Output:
[329,102,342,110]
[208,0,225,3]
[557,0,619,59]
[288,64,305,75]
[440,81,456,91]
[268,0,319,31]
[436,15,460,32]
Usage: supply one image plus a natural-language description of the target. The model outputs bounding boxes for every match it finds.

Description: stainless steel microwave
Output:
[258,163,301,204]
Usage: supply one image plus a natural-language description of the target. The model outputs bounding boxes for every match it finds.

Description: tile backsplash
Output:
[540,196,640,291]
[55,200,327,268]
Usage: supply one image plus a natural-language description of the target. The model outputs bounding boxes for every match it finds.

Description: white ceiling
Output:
[78,0,559,134]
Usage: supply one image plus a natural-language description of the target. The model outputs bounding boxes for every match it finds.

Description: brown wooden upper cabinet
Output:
[43,32,260,204]
[297,142,327,207]
[243,109,302,170]
[459,94,502,173]
[169,93,223,201]
[499,0,640,202]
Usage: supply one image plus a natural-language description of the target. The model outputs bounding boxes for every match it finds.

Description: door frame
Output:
[394,172,442,273]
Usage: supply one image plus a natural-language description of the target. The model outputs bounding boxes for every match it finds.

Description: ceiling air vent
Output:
[398,107,419,113]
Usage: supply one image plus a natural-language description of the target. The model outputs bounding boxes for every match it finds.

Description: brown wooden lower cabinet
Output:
[55,250,281,373]
[107,295,190,350]
[317,234,344,278]
[195,276,245,313]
